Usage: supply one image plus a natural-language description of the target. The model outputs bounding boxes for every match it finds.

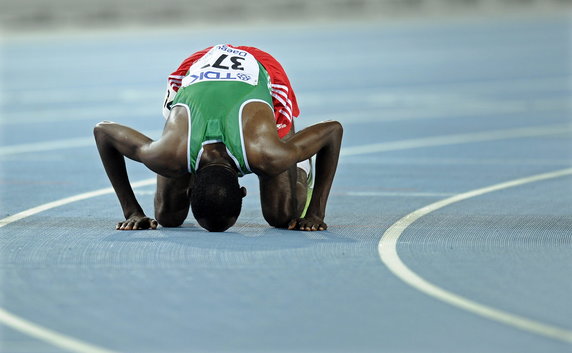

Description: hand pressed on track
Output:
[116,216,158,230]
[287,216,327,231]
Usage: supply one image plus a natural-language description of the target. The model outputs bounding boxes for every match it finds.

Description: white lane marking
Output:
[345,191,453,197]
[341,124,571,156]
[0,130,162,157]
[0,178,155,353]
[378,167,572,343]
[0,105,157,125]
[3,94,569,126]
[0,308,117,353]
[2,123,570,158]
[4,76,569,110]
[0,179,155,229]
[0,139,571,349]
[0,137,94,156]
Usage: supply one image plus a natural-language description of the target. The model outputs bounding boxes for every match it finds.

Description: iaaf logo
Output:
[236,73,251,81]
[182,70,253,86]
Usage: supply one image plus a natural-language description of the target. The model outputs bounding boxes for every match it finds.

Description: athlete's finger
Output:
[288,219,298,230]
[142,219,156,230]
[135,219,149,230]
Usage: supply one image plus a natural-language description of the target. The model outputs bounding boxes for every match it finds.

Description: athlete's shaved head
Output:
[190,165,245,232]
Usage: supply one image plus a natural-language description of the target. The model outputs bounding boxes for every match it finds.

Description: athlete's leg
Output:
[154,173,193,227]
[259,129,309,228]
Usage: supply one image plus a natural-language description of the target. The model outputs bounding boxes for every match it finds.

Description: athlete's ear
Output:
[240,186,247,198]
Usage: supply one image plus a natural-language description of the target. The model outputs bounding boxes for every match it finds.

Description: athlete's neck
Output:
[198,142,238,174]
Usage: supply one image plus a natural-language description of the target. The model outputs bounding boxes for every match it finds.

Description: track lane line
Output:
[0,308,118,353]
[1,136,571,351]
[341,124,571,156]
[0,179,155,229]
[0,179,156,352]
[1,123,570,157]
[378,167,572,343]
[0,130,163,157]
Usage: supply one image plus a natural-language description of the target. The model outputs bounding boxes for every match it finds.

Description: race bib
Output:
[181,45,259,87]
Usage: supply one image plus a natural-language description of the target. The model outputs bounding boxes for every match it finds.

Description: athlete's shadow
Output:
[104,222,356,251]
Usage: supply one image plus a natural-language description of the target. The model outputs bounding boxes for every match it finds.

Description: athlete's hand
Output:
[287,216,327,231]
[116,216,158,230]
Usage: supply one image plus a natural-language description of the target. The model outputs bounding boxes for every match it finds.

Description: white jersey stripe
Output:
[271,93,293,117]
[277,109,293,122]
[271,83,289,91]
[271,87,292,104]
[271,88,289,100]
[271,91,293,112]
[271,88,290,100]
[271,85,288,92]
[271,86,292,106]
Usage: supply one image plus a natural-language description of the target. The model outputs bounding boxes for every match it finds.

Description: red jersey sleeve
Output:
[234,46,300,138]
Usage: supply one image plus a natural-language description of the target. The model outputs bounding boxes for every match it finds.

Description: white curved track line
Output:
[1,132,570,350]
[341,124,571,156]
[0,178,155,353]
[0,308,118,353]
[0,130,162,157]
[379,167,572,343]
[1,124,569,157]
[0,179,155,229]
[0,137,94,156]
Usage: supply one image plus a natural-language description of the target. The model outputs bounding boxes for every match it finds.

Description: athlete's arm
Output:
[93,114,188,229]
[244,106,343,230]
[285,121,343,231]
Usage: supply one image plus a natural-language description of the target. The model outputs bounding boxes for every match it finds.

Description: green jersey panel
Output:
[172,62,273,176]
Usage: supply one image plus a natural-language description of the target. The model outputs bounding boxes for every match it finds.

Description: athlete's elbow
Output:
[93,122,107,143]
[93,121,115,140]
[329,121,343,139]
[94,121,115,129]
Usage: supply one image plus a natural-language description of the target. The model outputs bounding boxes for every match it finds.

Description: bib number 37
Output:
[182,45,260,87]
[205,54,245,71]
